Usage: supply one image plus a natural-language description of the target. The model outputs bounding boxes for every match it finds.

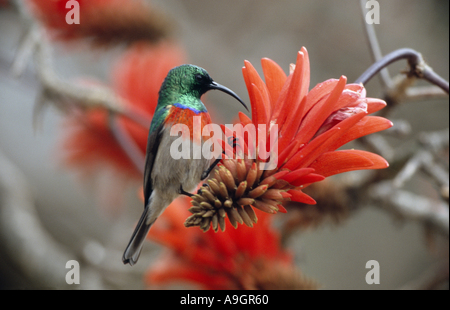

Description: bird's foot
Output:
[227,136,239,149]
[197,184,208,194]
[179,185,194,197]
[201,158,221,180]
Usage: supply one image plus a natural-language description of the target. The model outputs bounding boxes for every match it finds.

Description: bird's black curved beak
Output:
[208,81,249,112]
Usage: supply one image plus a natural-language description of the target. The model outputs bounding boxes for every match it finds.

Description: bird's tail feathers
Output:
[122,192,164,266]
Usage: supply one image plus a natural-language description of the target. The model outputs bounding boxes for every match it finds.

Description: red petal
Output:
[332,88,363,110]
[278,50,311,143]
[296,76,347,145]
[243,60,271,121]
[261,57,287,113]
[299,79,339,122]
[277,98,305,152]
[296,46,311,121]
[325,116,393,152]
[277,140,302,167]
[238,111,252,126]
[281,191,292,199]
[264,170,290,181]
[271,170,291,180]
[283,126,341,170]
[277,204,288,213]
[289,173,325,187]
[251,83,268,127]
[288,189,317,204]
[327,110,368,133]
[281,167,315,183]
[286,110,368,170]
[344,83,365,94]
[270,74,293,125]
[242,66,256,123]
[366,98,387,114]
[310,150,389,177]
[284,51,307,121]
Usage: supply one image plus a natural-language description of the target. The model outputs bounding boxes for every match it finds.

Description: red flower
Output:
[25,0,172,46]
[186,47,392,231]
[239,46,392,202]
[145,197,316,290]
[59,42,186,181]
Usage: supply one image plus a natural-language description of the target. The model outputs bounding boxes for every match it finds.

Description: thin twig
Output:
[359,0,391,87]
[34,34,123,113]
[10,26,40,77]
[405,86,448,101]
[370,181,449,236]
[392,150,427,188]
[28,26,151,129]
[355,48,449,94]
[108,112,146,175]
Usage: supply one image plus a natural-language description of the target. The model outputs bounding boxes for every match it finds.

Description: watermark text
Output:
[365,260,380,285]
[365,0,380,25]
[65,0,80,25]
[65,260,80,284]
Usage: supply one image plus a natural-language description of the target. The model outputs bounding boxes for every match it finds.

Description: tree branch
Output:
[12,25,151,130]
[369,181,449,236]
[355,48,449,94]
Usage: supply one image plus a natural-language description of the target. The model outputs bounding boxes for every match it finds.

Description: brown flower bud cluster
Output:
[184,157,292,232]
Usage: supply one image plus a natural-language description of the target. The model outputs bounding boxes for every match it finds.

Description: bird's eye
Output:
[195,74,204,82]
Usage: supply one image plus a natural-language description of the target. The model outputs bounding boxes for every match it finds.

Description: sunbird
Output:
[123,64,247,265]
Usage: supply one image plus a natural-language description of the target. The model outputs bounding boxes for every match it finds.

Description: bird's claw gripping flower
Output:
[186,47,393,232]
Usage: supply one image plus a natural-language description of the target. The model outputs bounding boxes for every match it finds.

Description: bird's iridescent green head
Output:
[158,64,248,111]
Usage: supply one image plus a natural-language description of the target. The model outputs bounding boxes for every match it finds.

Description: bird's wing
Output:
[143,123,164,207]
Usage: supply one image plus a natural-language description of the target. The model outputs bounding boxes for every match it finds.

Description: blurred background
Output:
[0,0,448,289]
